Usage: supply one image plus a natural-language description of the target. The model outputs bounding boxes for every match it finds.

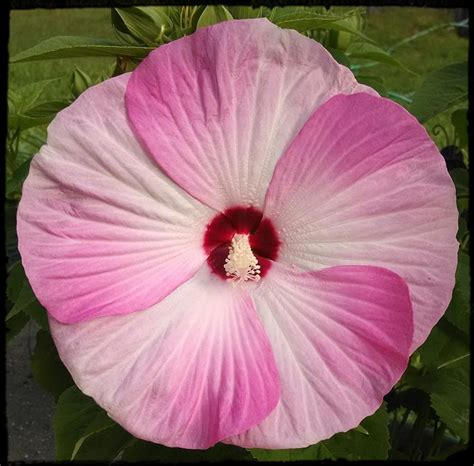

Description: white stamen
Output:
[224,234,261,285]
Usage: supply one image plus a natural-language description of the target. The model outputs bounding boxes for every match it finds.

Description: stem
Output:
[460,233,470,252]
[387,91,413,105]
[437,353,470,370]
[432,124,452,147]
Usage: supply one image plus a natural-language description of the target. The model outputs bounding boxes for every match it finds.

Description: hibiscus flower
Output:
[17,19,458,450]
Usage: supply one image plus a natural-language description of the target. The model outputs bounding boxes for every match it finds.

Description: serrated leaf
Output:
[10,36,153,63]
[250,403,389,461]
[31,330,73,400]
[410,62,468,123]
[445,251,470,333]
[54,386,115,460]
[122,441,252,462]
[197,5,233,29]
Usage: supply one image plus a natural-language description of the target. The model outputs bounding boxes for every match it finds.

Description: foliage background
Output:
[6,5,469,462]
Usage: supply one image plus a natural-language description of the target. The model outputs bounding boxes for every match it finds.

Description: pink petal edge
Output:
[125,18,377,213]
[49,267,280,449]
[17,74,214,323]
[224,262,413,449]
[263,92,458,352]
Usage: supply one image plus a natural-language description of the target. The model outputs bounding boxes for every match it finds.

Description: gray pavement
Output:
[6,321,55,461]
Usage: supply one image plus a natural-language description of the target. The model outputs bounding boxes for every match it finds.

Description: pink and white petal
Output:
[263,93,458,352]
[17,74,214,324]
[224,262,413,449]
[125,18,377,212]
[50,267,280,449]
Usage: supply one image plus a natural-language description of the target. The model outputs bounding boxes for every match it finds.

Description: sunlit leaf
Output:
[10,36,153,63]
[197,5,233,29]
[347,41,412,72]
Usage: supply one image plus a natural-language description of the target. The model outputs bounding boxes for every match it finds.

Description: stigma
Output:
[224,234,261,284]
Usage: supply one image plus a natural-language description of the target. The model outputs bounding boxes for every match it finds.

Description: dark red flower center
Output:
[203,206,280,281]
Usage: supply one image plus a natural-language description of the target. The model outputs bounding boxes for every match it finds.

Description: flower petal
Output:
[125,18,375,212]
[50,267,280,449]
[263,93,458,351]
[17,74,214,324]
[224,262,412,449]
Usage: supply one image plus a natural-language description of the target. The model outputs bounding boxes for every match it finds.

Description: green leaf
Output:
[346,41,412,72]
[31,330,73,400]
[451,109,468,150]
[272,10,373,42]
[417,318,469,370]
[410,62,468,123]
[227,6,264,19]
[113,7,173,46]
[6,157,32,196]
[445,251,470,333]
[71,66,93,98]
[355,75,388,97]
[326,47,351,67]
[24,300,49,330]
[6,262,37,320]
[71,422,133,461]
[122,441,252,462]
[6,310,30,342]
[9,100,70,131]
[319,402,390,460]
[8,77,63,114]
[10,36,153,63]
[405,340,469,442]
[250,403,389,460]
[54,386,116,460]
[197,5,233,29]
[334,8,365,50]
[5,201,20,265]
[450,167,469,211]
[7,261,24,303]
[430,359,469,442]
